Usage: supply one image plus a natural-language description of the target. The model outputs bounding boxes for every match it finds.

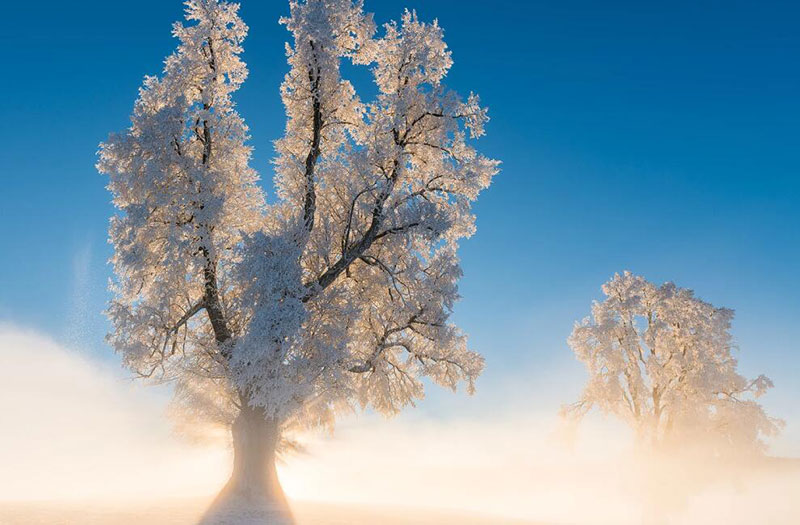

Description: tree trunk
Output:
[200,404,293,524]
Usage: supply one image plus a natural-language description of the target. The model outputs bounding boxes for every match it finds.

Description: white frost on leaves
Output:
[566,272,783,454]
[98,0,264,429]
[100,0,498,438]
[230,232,309,422]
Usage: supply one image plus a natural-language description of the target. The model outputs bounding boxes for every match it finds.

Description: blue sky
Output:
[1,1,798,453]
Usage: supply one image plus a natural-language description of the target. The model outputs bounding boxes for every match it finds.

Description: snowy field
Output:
[0,500,536,525]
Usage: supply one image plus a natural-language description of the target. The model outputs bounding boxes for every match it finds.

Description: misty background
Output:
[0,0,798,523]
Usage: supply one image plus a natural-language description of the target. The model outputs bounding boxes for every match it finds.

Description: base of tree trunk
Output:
[199,404,293,524]
[199,490,293,525]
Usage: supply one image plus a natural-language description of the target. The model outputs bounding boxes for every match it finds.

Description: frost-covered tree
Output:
[565,272,782,455]
[98,0,497,520]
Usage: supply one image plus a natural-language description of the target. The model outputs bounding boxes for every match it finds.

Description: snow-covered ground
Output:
[0,500,537,525]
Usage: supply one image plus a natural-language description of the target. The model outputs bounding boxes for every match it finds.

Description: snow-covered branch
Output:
[101,0,496,436]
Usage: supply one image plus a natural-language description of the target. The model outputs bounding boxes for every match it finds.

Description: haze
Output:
[1,0,798,523]
[1,326,797,524]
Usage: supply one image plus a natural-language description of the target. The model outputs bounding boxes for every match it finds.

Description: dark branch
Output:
[303,159,401,301]
[302,40,323,234]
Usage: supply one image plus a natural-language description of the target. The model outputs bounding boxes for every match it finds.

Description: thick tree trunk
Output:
[200,404,293,524]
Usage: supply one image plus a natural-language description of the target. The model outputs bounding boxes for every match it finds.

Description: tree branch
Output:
[302,41,323,235]
[303,159,401,301]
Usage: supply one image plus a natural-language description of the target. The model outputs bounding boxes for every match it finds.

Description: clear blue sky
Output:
[1,1,798,452]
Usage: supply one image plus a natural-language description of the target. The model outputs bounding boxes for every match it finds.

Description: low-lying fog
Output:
[1,326,797,524]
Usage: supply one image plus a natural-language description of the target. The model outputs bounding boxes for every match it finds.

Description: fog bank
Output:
[0,324,797,524]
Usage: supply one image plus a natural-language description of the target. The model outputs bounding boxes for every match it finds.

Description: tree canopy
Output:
[566,272,782,454]
[98,0,498,438]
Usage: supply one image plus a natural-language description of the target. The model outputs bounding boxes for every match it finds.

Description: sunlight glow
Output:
[1,324,798,524]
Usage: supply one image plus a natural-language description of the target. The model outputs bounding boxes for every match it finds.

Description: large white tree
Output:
[98,0,497,521]
[565,272,782,455]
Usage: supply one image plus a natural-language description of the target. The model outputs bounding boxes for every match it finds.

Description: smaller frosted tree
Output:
[565,272,782,455]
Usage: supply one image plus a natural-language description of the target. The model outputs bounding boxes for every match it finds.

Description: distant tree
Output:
[98,0,497,521]
[565,272,782,455]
